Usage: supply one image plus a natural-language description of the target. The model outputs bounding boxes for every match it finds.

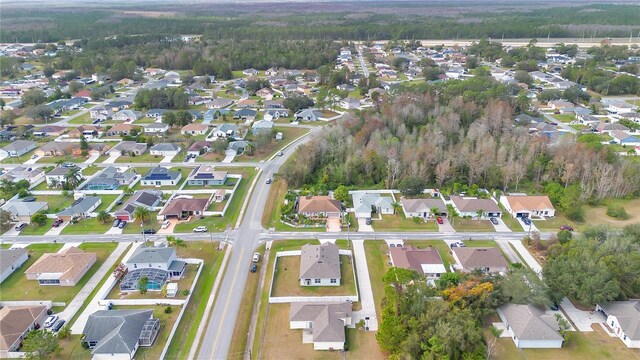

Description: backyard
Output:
[271,255,357,297]
[107,264,198,300]
[33,194,75,214]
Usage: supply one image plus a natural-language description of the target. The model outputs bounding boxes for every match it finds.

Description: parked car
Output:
[161,220,171,229]
[43,315,58,328]
[265,178,272,184]
[252,253,261,263]
[14,223,27,231]
[52,219,63,228]
[21,196,36,202]
[450,241,465,248]
[490,217,499,225]
[63,162,75,168]
[193,226,208,233]
[365,218,371,225]
[436,216,444,225]
[141,228,156,234]
[115,199,123,205]
[31,154,38,159]
[112,219,121,228]
[118,221,127,229]
[250,263,258,273]
[52,319,65,333]
[277,151,283,156]
[550,303,560,311]
[560,225,574,231]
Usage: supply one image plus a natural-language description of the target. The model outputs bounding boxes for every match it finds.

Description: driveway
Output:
[104,226,123,235]
[222,150,236,163]
[357,218,374,232]
[326,217,341,232]
[491,218,511,232]
[437,218,456,232]
[44,221,68,236]
[3,226,23,236]
[560,298,605,332]
[103,154,120,164]
[161,155,175,163]
[84,154,100,164]
[24,156,39,165]
[351,240,378,331]
[157,218,177,234]
[517,217,539,233]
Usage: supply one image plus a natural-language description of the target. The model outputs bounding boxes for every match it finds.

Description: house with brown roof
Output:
[106,123,139,137]
[500,195,555,219]
[297,196,342,218]
[389,246,446,280]
[160,196,210,220]
[299,243,341,286]
[72,143,109,157]
[449,195,502,218]
[35,142,79,157]
[452,247,508,274]
[25,247,97,286]
[68,125,103,139]
[289,302,352,350]
[0,305,48,357]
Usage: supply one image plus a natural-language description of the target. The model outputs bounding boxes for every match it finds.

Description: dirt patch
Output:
[583,198,640,228]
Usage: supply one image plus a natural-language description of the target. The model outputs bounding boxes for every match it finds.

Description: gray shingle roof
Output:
[127,246,176,265]
[499,304,563,341]
[83,309,153,355]
[599,301,640,341]
[289,302,352,343]
[150,143,180,152]
[0,248,27,274]
[57,196,101,216]
[299,243,340,280]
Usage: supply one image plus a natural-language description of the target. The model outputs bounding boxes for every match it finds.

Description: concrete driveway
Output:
[357,218,374,232]
[84,154,100,164]
[437,218,456,232]
[3,226,23,236]
[157,219,177,234]
[44,221,68,236]
[103,154,120,164]
[517,218,539,233]
[161,155,175,163]
[105,226,123,235]
[24,156,39,165]
[351,240,378,331]
[222,150,236,163]
[491,217,512,232]
[560,298,605,332]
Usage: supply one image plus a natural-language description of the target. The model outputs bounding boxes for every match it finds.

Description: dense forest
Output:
[1,4,639,43]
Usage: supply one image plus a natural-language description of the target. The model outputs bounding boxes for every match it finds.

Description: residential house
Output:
[68,125,102,139]
[107,100,133,112]
[289,302,352,351]
[596,301,640,348]
[243,68,258,76]
[610,131,640,146]
[607,101,637,114]
[340,97,361,110]
[144,67,165,76]
[188,96,208,105]
[237,99,259,109]
[0,200,48,223]
[113,109,141,122]
[181,123,208,136]
[228,140,249,154]
[35,142,77,157]
[1,140,36,157]
[351,191,394,219]
[263,109,289,121]
[450,195,502,218]
[452,247,509,273]
[149,143,181,156]
[32,125,66,137]
[159,196,210,220]
[114,190,162,221]
[497,304,564,349]
[0,306,48,357]
[548,100,574,110]
[299,243,341,286]
[256,87,275,99]
[233,108,257,121]
[265,100,284,108]
[400,197,447,219]
[106,123,139,137]
[500,195,556,218]
[596,122,629,134]
[144,122,169,134]
[207,98,234,109]
[25,247,96,286]
[212,123,238,138]
[515,114,544,125]
[146,109,168,118]
[252,120,274,135]
[188,141,213,156]
[141,166,182,186]
[294,109,323,122]
[84,166,136,190]
[82,310,160,359]
[187,166,228,186]
[0,166,45,184]
[57,196,101,221]
[203,109,219,122]
[389,246,447,281]
[0,248,29,283]
[107,141,147,157]
[45,165,81,187]
[297,196,342,218]
[73,89,92,99]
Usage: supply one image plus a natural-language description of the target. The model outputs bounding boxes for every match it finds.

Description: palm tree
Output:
[96,210,111,224]
[49,178,59,189]
[133,207,151,224]
[65,167,82,189]
[391,202,402,215]
[124,187,134,196]
[476,209,485,221]
[166,235,186,248]
[430,207,440,219]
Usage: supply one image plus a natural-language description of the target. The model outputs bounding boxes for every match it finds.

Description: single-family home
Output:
[212,123,238,138]
[596,301,640,348]
[299,243,341,286]
[107,141,147,157]
[400,197,447,219]
[606,101,637,114]
[0,200,48,223]
[340,97,361,109]
[68,125,102,140]
[0,248,29,283]
[83,166,137,190]
[114,190,163,221]
[596,122,629,134]
[106,123,139,137]
[181,123,209,136]
[141,166,182,186]
[296,196,342,218]
[0,306,48,357]
[1,140,37,157]
[450,195,502,218]
[228,140,249,154]
[243,68,258,76]
[256,87,275,99]
[149,143,181,156]
[265,100,284,108]
[295,109,322,122]
[263,109,289,121]
[146,109,168,118]
[82,310,160,359]
[144,122,169,134]
[233,108,257,121]
[0,166,45,184]
[497,304,564,349]
[351,191,394,219]
[90,106,112,121]
[186,166,228,186]
[389,246,447,280]
[251,120,274,135]
[35,142,78,157]
[57,196,101,221]
[45,165,81,187]
[159,196,210,220]
[107,100,133,112]
[289,302,352,351]
[203,109,219,122]
[452,247,509,274]
[187,141,213,156]
[610,131,640,146]
[114,109,142,122]
[548,100,574,110]
[207,98,234,109]
[25,247,97,286]
[500,195,556,219]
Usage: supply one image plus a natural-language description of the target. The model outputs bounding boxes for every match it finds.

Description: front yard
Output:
[451,218,495,232]
[61,218,113,235]
[115,152,164,163]
[271,254,357,297]
[532,212,579,232]
[371,214,439,232]
[19,218,55,236]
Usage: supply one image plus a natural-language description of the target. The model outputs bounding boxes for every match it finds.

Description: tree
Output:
[21,330,59,360]
[555,313,571,342]
[333,185,349,202]
[31,212,47,227]
[283,95,314,113]
[22,89,47,106]
[96,210,111,224]
[133,206,151,225]
[162,111,176,127]
[166,235,186,248]
[0,209,12,232]
[124,187,134,196]
[557,229,572,244]
[25,105,54,122]
[57,326,71,340]
[79,135,89,156]
[398,177,425,197]
[68,81,84,94]
[138,275,148,294]
[64,167,82,189]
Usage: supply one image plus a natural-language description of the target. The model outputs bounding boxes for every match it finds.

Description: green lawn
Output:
[93,194,121,212]
[19,218,55,236]
[462,239,497,247]
[271,255,356,297]
[66,112,93,124]
[404,240,456,270]
[532,212,578,232]
[1,152,33,164]
[164,242,226,359]
[34,194,75,214]
[235,126,309,162]
[115,152,163,163]
[81,165,102,176]
[122,212,160,234]
[0,242,116,304]
[371,214,439,232]
[61,218,112,234]
[451,218,494,232]
[37,155,88,164]
[552,114,576,123]
[363,241,391,318]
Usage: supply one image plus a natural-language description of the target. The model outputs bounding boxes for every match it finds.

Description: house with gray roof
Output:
[84,166,136,190]
[400,197,447,219]
[212,123,239,138]
[0,248,28,283]
[121,245,186,291]
[450,195,502,218]
[597,301,640,348]
[113,109,141,121]
[149,143,181,156]
[186,166,227,186]
[294,108,323,121]
[251,120,274,135]
[1,140,36,157]
[452,247,509,274]
[83,309,160,359]
[289,302,352,350]
[233,108,257,121]
[143,122,169,134]
[207,98,234,109]
[57,196,101,221]
[497,304,564,349]
[141,166,182,186]
[263,108,289,121]
[299,243,341,286]
[0,200,49,223]
[351,191,394,219]
[107,141,147,157]
[114,190,162,221]
[228,140,249,154]
[0,166,45,184]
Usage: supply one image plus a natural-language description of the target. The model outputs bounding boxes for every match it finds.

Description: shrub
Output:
[164,306,172,314]
[606,206,628,220]
[182,289,190,296]
[557,230,573,244]
[565,206,585,222]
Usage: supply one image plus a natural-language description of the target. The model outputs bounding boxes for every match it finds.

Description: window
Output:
[330,279,337,284]
[314,279,321,284]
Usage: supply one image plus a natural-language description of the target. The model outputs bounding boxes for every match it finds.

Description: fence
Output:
[98,299,186,306]
[0,300,63,307]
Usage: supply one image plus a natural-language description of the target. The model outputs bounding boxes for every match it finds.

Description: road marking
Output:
[209,247,245,359]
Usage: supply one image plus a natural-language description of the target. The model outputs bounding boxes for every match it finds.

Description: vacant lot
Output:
[236,126,308,161]
[271,255,357,297]
[34,194,75,213]
[61,218,112,235]
[372,214,438,232]
[583,198,640,228]
[451,218,494,232]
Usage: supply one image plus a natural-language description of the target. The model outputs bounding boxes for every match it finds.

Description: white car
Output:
[252,253,261,263]
[193,226,208,233]
[44,315,58,328]
[161,220,171,229]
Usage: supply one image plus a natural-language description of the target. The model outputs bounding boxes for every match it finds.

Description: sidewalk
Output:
[495,239,520,264]
[70,242,138,334]
[351,240,378,331]
[508,240,542,273]
[59,242,130,325]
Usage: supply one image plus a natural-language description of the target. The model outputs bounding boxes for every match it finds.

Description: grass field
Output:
[452,218,494,232]
[115,152,163,163]
[532,212,578,232]
[19,218,55,235]
[0,242,116,304]
[93,194,121,212]
[61,218,112,234]
[371,214,439,232]
[271,255,356,297]
[583,198,640,228]
[34,194,75,213]
[164,242,226,359]
[363,240,390,318]
[552,114,576,123]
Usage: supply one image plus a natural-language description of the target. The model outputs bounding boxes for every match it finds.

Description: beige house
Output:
[181,123,209,136]
[289,302,352,351]
[297,196,342,218]
[0,305,48,357]
[500,195,556,219]
[25,247,96,286]
[299,243,341,286]
[452,247,508,274]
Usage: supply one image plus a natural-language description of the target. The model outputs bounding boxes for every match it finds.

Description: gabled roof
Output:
[127,245,176,265]
[0,305,47,351]
[499,304,563,342]
[299,243,340,280]
[150,143,181,152]
[1,200,48,217]
[289,302,352,343]
[58,196,101,216]
[598,301,640,341]
[3,140,36,152]
[352,192,393,213]
[450,196,501,213]
[453,247,508,269]
[0,248,28,274]
[389,246,445,275]
[298,196,341,214]
[25,247,96,281]
[400,197,447,213]
[504,195,554,212]
[83,309,153,355]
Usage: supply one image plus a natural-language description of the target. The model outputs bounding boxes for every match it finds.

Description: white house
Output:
[607,101,637,115]
[140,167,182,187]
[144,123,169,134]
[299,243,341,286]
[0,248,29,284]
[500,195,556,218]
[497,304,564,349]
[350,191,394,219]
[449,195,502,218]
[596,301,640,348]
[289,302,352,351]
[149,143,181,156]
[400,197,447,219]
